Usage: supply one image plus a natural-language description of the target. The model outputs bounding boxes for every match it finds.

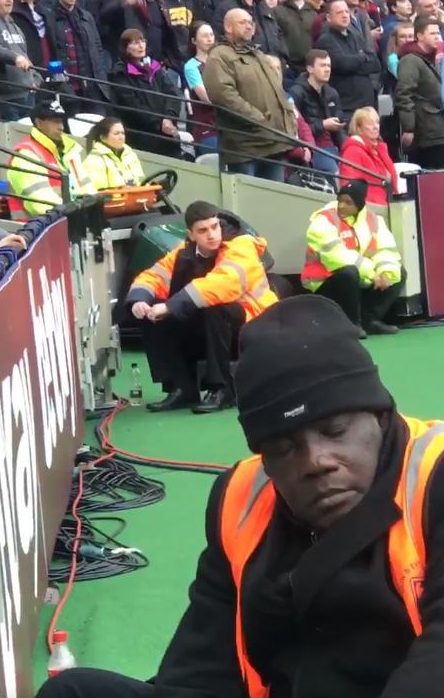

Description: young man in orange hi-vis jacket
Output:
[39,295,444,698]
[126,200,278,414]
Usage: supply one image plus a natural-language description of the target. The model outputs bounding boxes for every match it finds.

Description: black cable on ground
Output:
[50,515,149,583]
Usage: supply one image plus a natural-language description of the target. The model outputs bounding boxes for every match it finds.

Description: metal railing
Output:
[0,66,391,199]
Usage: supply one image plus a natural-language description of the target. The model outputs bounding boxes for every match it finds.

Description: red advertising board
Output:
[0,218,83,698]
[416,173,444,316]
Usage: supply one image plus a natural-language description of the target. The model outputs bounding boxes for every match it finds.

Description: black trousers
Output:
[36,668,153,698]
[141,303,246,397]
[414,144,444,170]
[316,265,407,326]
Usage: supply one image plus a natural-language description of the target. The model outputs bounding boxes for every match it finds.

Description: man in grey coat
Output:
[0,0,36,121]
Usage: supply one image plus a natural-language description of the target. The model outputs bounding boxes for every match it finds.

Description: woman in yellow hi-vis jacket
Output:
[301,178,405,338]
[38,294,444,698]
[83,117,145,191]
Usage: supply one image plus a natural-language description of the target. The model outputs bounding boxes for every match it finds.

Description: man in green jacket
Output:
[395,16,444,168]
[203,8,295,181]
[273,0,316,74]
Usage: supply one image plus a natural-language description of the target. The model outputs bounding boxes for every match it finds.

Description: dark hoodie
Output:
[395,40,444,149]
[289,73,345,149]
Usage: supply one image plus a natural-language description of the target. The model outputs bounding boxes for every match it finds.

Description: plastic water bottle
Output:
[46,60,69,83]
[47,630,76,677]
[129,362,143,406]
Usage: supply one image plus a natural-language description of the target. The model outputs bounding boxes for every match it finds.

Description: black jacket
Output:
[316,25,380,112]
[110,60,181,157]
[213,0,287,59]
[151,413,444,698]
[11,1,55,67]
[289,73,345,149]
[44,3,110,100]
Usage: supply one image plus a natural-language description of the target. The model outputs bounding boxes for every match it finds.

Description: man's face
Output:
[417,0,439,16]
[395,0,412,17]
[226,10,255,43]
[337,193,359,218]
[0,0,13,15]
[327,1,351,29]
[261,412,383,530]
[396,25,414,44]
[58,0,76,10]
[187,216,222,255]
[36,117,64,143]
[306,0,324,11]
[309,56,331,83]
[418,23,441,50]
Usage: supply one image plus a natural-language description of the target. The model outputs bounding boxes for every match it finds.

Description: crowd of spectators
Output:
[1,0,444,189]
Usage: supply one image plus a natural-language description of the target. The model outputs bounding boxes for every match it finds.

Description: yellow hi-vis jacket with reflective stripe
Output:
[301,201,402,292]
[83,141,144,191]
[220,416,444,698]
[7,127,95,219]
[129,235,278,321]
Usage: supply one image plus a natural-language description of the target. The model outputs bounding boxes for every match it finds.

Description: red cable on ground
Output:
[99,398,230,471]
[46,452,116,654]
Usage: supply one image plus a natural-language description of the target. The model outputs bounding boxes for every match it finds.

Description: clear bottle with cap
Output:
[47,630,77,677]
[129,362,143,406]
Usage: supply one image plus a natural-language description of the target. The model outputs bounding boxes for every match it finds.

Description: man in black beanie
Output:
[301,177,406,337]
[37,295,444,698]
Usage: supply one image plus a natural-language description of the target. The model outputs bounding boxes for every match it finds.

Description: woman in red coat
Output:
[339,107,398,206]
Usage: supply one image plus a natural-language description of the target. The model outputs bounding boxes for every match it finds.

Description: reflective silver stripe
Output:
[219,260,247,292]
[78,176,92,188]
[320,238,342,253]
[245,275,269,301]
[367,246,399,259]
[355,255,366,270]
[239,464,270,527]
[150,262,172,288]
[131,283,156,296]
[185,282,208,308]
[22,180,51,196]
[404,423,444,536]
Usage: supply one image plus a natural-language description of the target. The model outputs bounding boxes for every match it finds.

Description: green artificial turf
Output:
[32,327,444,690]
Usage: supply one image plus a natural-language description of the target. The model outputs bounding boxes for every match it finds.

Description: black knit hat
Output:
[235,295,392,452]
[338,178,368,211]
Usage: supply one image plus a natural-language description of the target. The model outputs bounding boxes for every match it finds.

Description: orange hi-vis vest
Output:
[301,207,379,288]
[220,417,444,698]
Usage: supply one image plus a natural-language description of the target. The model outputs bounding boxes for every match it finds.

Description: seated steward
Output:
[38,294,444,698]
[301,179,405,337]
[7,100,95,220]
[126,200,278,414]
[83,117,144,191]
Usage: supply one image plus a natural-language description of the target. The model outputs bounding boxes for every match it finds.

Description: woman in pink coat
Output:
[339,107,398,206]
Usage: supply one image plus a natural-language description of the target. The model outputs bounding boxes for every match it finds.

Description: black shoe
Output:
[147,389,198,412]
[365,320,399,335]
[192,389,235,414]
[355,325,367,340]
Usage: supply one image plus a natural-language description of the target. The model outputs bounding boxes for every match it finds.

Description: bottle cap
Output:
[47,60,64,74]
[53,630,68,644]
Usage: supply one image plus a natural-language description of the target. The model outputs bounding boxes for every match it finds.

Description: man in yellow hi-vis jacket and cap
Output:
[38,294,444,698]
[7,100,95,220]
[126,200,278,414]
[301,178,405,338]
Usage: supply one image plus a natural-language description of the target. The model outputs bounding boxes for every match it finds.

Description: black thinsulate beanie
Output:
[235,296,393,453]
